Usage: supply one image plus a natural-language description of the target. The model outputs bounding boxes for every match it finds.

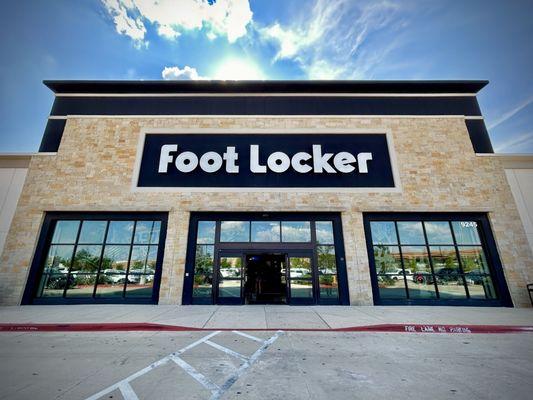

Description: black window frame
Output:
[22,212,168,305]
[363,212,513,307]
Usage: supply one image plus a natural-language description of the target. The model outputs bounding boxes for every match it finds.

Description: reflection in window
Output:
[35,217,162,300]
[424,222,453,245]
[107,221,134,244]
[397,222,425,245]
[452,221,481,245]
[315,221,334,244]
[282,221,311,242]
[220,221,250,242]
[51,221,79,244]
[369,218,499,302]
[370,221,397,245]
[251,221,280,242]
[79,221,107,244]
[219,257,242,279]
[197,221,216,244]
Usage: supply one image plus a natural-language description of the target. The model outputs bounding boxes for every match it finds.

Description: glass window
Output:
[430,246,459,274]
[67,274,98,297]
[401,246,431,275]
[289,257,312,279]
[377,275,407,299]
[195,245,214,275]
[106,221,134,244]
[220,221,250,242]
[368,216,500,304]
[317,246,336,274]
[101,245,130,272]
[319,275,338,300]
[452,221,481,245]
[125,275,154,297]
[78,221,107,244]
[35,216,163,301]
[370,221,397,245]
[134,221,155,244]
[51,220,80,244]
[290,280,313,298]
[373,246,402,275]
[219,279,241,298]
[458,246,490,274]
[39,274,71,297]
[197,221,216,244]
[282,221,311,242]
[466,275,497,299]
[397,222,425,245]
[406,274,437,299]
[44,245,74,274]
[150,221,161,245]
[71,245,102,272]
[251,221,280,242]
[316,221,334,244]
[219,256,242,279]
[424,222,453,245]
[193,274,212,299]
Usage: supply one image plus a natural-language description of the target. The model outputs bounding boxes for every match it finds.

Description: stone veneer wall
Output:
[1,117,532,306]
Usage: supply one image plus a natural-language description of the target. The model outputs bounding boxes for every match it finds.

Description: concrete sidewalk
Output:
[0,305,532,329]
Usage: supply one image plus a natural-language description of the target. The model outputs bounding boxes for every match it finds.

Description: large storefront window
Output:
[24,213,167,304]
[364,213,511,306]
[185,213,348,305]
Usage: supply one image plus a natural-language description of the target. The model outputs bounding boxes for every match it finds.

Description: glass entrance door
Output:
[216,252,244,304]
[287,252,315,305]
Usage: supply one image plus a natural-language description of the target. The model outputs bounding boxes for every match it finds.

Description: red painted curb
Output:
[1,322,532,334]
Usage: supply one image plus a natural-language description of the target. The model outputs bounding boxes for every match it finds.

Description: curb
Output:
[1,322,533,334]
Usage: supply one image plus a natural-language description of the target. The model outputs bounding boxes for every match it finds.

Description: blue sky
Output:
[0,0,532,153]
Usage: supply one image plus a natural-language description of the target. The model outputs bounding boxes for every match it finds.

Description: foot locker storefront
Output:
[3,80,529,308]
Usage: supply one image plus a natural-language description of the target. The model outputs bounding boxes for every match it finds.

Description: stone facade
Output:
[1,116,532,306]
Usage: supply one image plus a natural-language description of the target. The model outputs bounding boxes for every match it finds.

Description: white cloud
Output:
[101,0,253,46]
[259,0,407,79]
[487,95,533,130]
[161,65,209,80]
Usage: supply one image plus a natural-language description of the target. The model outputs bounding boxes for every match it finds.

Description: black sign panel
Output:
[137,134,395,188]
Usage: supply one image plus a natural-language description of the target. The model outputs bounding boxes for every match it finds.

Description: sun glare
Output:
[213,58,265,80]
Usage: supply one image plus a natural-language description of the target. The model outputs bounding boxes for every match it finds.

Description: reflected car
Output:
[102,269,128,283]
[385,268,412,280]
[220,267,241,278]
[290,268,311,278]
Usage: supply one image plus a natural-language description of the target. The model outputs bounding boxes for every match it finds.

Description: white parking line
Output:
[210,330,284,400]
[170,355,221,394]
[84,330,283,400]
[118,382,140,400]
[204,339,249,362]
[231,330,264,342]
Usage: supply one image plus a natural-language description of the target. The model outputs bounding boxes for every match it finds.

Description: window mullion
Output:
[421,221,440,299]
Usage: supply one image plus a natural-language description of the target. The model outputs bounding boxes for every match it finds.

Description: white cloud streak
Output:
[259,0,408,79]
[494,131,533,153]
[161,65,209,80]
[101,0,253,46]
[487,95,533,130]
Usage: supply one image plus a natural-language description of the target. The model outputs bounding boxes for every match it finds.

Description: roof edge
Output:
[43,80,489,95]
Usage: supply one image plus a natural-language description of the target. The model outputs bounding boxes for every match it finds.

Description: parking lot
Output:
[1,329,533,400]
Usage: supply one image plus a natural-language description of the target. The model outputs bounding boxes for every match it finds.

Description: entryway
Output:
[184,212,349,305]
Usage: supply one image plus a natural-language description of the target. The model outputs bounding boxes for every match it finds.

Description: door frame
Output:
[183,212,349,305]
